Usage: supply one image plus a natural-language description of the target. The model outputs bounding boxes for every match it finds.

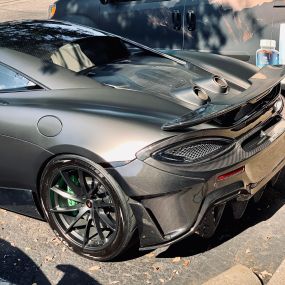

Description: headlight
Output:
[153,138,233,164]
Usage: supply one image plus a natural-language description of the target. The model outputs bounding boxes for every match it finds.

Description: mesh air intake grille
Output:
[164,141,227,162]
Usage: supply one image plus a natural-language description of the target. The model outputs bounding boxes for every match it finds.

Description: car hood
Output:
[90,51,285,130]
[91,52,252,109]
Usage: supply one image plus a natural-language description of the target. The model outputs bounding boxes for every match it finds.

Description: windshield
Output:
[50,36,131,72]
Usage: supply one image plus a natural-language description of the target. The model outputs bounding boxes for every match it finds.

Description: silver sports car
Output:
[0,20,284,261]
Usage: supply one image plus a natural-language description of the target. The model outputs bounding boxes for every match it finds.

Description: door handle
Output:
[186,10,196,31]
[172,10,182,31]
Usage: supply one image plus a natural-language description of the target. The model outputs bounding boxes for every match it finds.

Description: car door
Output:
[183,0,277,64]
[99,0,185,49]
[0,65,49,190]
[0,64,52,216]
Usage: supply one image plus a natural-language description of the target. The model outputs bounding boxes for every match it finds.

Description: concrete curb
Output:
[202,264,261,285]
[268,259,285,285]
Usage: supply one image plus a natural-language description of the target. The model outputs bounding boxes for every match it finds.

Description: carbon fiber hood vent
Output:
[133,67,190,90]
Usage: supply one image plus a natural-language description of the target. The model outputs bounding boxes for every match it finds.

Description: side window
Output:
[0,64,37,92]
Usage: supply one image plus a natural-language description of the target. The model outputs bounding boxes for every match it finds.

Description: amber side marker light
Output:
[217,166,245,181]
[48,4,57,19]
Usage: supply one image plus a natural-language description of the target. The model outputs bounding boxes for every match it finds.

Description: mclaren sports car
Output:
[0,20,285,261]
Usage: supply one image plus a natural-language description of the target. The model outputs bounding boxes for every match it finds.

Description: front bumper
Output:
[108,113,285,249]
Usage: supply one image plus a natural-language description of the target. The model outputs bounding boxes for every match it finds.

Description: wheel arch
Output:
[34,145,113,219]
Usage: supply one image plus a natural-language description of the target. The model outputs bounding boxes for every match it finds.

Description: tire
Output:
[39,155,136,261]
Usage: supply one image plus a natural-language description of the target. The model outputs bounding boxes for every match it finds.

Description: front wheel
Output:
[39,155,136,261]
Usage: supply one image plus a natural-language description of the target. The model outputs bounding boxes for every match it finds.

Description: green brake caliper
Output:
[67,175,79,207]
[52,174,80,217]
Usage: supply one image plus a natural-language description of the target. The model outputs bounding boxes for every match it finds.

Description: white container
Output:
[279,24,285,87]
[256,39,279,68]
[279,23,285,65]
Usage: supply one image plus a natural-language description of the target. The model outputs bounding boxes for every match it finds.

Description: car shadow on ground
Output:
[0,239,101,285]
[157,182,285,259]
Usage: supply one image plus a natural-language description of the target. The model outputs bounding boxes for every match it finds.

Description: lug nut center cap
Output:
[86,199,93,208]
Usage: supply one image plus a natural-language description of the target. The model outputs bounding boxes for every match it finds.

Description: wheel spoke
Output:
[91,208,105,242]
[97,210,116,232]
[50,204,82,213]
[77,168,88,195]
[50,186,84,203]
[65,206,88,233]
[82,214,92,248]
[49,161,119,250]
[60,170,82,196]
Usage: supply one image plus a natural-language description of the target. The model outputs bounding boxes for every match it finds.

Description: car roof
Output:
[0,20,106,61]
[0,47,103,90]
[0,20,186,89]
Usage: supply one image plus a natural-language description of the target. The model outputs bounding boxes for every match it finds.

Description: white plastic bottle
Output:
[256,39,279,68]
[279,24,285,65]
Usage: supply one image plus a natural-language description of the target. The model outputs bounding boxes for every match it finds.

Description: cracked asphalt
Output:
[1,1,285,284]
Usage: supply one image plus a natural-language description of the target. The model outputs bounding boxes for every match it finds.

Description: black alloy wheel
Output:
[40,155,136,261]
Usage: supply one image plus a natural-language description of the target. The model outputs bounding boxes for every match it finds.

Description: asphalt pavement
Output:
[1,185,285,284]
[0,0,51,22]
